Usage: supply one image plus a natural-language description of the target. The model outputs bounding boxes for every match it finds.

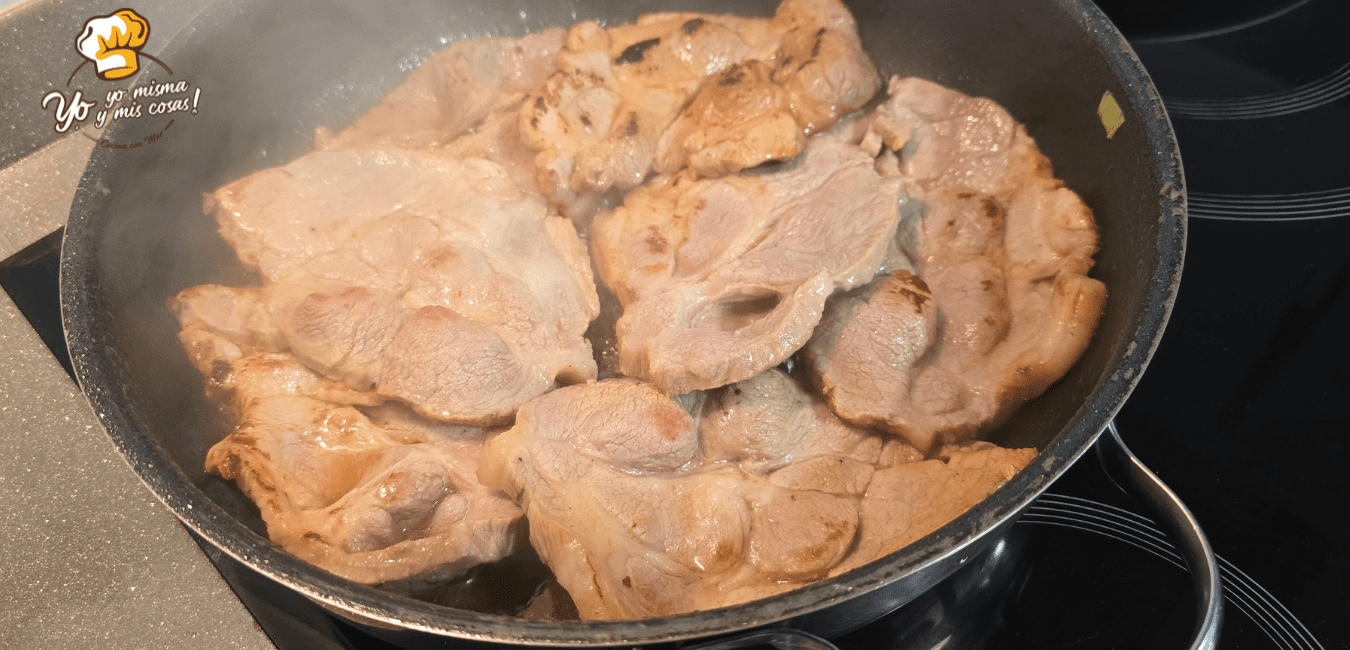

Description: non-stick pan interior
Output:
[60,0,1182,644]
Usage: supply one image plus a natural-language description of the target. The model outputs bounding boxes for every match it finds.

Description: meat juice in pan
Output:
[170,0,1103,619]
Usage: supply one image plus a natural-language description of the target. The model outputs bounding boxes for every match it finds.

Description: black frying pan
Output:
[60,0,1198,646]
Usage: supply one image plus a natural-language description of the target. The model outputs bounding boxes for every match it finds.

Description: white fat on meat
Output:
[478,369,1033,619]
[207,148,600,425]
[591,132,903,396]
[520,0,879,216]
[803,77,1107,452]
[316,29,567,151]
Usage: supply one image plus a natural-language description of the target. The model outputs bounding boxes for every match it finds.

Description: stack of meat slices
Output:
[175,27,591,588]
[174,0,1103,617]
[479,369,1035,619]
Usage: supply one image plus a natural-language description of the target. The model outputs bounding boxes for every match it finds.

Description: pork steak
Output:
[317,29,567,152]
[804,77,1107,451]
[172,294,523,587]
[207,393,524,587]
[592,132,903,395]
[208,147,600,425]
[520,0,878,218]
[478,369,1033,619]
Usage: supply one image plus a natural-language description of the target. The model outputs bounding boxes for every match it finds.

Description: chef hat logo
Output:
[75,9,150,80]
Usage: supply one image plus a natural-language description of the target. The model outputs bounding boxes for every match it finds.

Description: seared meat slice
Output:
[180,33,598,594]
[479,379,729,619]
[860,76,1024,198]
[699,368,921,501]
[206,394,523,587]
[478,377,849,619]
[804,78,1106,452]
[208,148,600,425]
[436,107,543,203]
[212,149,450,279]
[799,269,943,445]
[175,288,521,588]
[171,284,381,413]
[768,0,880,133]
[318,29,566,151]
[479,369,1031,619]
[839,442,1036,576]
[653,2,880,177]
[171,284,283,367]
[277,284,408,391]
[592,133,902,395]
[652,60,806,179]
[706,370,1035,578]
[519,12,769,213]
[521,0,878,214]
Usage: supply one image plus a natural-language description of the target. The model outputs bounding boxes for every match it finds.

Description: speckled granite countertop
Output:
[0,1,273,648]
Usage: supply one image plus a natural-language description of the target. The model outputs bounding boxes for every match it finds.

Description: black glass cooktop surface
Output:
[3,1,1345,648]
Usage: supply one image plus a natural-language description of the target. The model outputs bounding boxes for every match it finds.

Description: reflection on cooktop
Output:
[1107,0,1348,648]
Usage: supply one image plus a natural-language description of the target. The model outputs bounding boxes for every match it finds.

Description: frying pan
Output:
[59,0,1208,646]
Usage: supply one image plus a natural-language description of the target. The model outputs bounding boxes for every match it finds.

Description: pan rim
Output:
[57,0,1185,644]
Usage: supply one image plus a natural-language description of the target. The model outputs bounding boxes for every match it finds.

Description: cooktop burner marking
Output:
[1187,188,1350,221]
[1163,60,1350,120]
[1122,0,1316,45]
[1022,494,1327,650]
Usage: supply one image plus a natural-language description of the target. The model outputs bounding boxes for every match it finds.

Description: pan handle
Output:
[1096,420,1224,650]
